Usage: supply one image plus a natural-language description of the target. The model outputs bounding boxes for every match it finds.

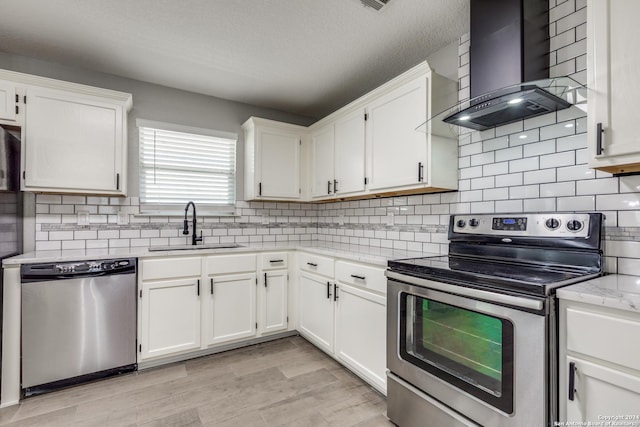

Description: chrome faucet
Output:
[183,201,203,246]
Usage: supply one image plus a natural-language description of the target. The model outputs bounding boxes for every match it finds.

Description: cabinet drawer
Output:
[566,307,640,371]
[299,252,334,278]
[261,252,288,270]
[205,254,257,275]
[336,261,386,294]
[142,257,201,281]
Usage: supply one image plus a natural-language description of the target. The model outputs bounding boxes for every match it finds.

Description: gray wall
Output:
[0,52,316,200]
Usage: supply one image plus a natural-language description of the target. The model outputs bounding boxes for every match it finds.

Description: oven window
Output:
[400,294,514,414]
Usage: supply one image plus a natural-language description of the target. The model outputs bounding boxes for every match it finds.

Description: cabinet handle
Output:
[116,173,120,190]
[334,283,339,301]
[264,272,268,288]
[568,362,576,401]
[15,105,19,115]
[596,122,604,155]
[307,262,318,267]
[334,179,338,193]
[327,180,332,195]
[418,162,424,182]
[350,274,366,280]
[327,281,331,299]
[269,259,284,263]
[210,278,213,295]
[197,279,200,296]
[258,182,262,196]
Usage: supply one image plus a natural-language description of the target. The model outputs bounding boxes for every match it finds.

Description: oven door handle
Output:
[386,270,544,311]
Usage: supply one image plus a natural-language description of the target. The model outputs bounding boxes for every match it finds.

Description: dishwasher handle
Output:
[21,258,137,282]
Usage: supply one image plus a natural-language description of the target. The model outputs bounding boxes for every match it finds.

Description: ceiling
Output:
[0,0,469,119]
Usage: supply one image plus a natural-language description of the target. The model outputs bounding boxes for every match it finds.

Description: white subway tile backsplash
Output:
[555,7,586,34]
[470,177,495,190]
[605,240,640,259]
[550,28,576,52]
[619,175,640,193]
[540,121,576,140]
[618,211,640,227]
[540,182,575,198]
[470,201,495,213]
[550,0,575,22]
[495,146,523,162]
[618,258,640,276]
[36,241,61,251]
[576,177,619,195]
[483,187,509,201]
[461,190,483,202]
[524,140,556,157]
[557,195,595,211]
[509,157,540,173]
[524,198,556,212]
[460,141,483,157]
[483,162,509,177]
[523,168,557,185]
[556,133,586,151]
[509,129,540,146]
[556,164,595,182]
[597,193,640,211]
[524,113,557,130]
[495,122,524,138]
[495,200,523,213]
[471,152,495,166]
[556,39,586,63]
[483,136,509,152]
[540,151,575,169]
[510,185,540,199]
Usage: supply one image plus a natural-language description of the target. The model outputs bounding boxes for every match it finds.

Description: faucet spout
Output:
[183,201,202,246]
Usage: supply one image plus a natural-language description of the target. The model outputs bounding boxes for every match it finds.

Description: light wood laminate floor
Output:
[0,336,392,426]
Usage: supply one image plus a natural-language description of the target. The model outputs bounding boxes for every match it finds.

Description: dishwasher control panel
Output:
[21,258,136,282]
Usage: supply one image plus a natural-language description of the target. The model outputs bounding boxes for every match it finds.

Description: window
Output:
[138,119,237,215]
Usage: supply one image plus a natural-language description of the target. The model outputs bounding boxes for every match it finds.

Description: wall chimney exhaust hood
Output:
[418,0,586,134]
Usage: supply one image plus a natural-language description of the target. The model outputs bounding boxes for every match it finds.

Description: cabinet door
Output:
[310,124,335,198]
[205,273,257,346]
[334,109,366,196]
[0,81,17,122]
[298,272,335,354]
[260,270,288,335]
[257,127,300,199]
[588,0,640,173]
[366,76,428,191]
[335,283,387,393]
[139,278,201,360]
[565,356,640,422]
[24,86,125,193]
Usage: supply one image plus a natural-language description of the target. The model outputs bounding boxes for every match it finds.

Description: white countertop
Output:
[557,274,640,313]
[2,241,437,268]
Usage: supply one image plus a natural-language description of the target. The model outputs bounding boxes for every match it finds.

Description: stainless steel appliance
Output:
[21,258,137,396]
[386,213,603,427]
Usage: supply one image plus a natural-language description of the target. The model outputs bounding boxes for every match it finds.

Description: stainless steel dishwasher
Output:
[20,258,137,396]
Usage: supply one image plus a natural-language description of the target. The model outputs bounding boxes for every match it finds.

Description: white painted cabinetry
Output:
[0,80,19,123]
[259,253,289,335]
[23,86,129,195]
[559,300,640,422]
[204,254,258,346]
[297,252,387,394]
[310,108,366,200]
[587,0,640,174]
[243,117,304,201]
[139,257,202,360]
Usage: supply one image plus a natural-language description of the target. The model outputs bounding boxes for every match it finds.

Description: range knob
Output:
[567,220,583,232]
[545,218,560,230]
[468,218,479,228]
[456,219,466,228]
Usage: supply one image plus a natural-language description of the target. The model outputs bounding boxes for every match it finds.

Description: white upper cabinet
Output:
[310,124,335,199]
[333,108,366,196]
[23,86,129,195]
[366,74,428,192]
[0,69,132,195]
[587,0,640,173]
[243,117,304,201]
[0,80,18,123]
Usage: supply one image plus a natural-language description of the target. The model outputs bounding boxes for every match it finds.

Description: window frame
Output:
[137,119,238,216]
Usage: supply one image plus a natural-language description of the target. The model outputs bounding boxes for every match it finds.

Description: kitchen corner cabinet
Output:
[138,257,202,360]
[297,252,387,394]
[259,253,289,335]
[204,254,258,346]
[23,86,130,195]
[243,117,304,201]
[587,0,640,174]
[558,300,640,422]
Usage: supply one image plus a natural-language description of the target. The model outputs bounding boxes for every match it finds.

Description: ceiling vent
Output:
[360,0,390,11]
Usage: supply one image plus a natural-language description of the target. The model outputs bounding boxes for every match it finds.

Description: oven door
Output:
[387,272,548,427]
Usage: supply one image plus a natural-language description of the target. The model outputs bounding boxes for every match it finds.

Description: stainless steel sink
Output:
[148,243,244,252]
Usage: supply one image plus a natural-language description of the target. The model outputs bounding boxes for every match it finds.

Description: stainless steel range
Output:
[386,213,604,427]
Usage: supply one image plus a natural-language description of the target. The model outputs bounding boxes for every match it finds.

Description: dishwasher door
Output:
[21,259,137,393]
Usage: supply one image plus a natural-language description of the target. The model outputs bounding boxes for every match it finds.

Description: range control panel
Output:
[452,213,593,238]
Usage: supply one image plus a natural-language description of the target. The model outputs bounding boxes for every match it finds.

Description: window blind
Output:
[139,125,237,214]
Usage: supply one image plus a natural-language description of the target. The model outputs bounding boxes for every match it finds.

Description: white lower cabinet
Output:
[260,269,288,335]
[205,272,257,346]
[559,299,640,422]
[299,271,335,354]
[334,283,387,392]
[297,252,387,394]
[139,257,202,360]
